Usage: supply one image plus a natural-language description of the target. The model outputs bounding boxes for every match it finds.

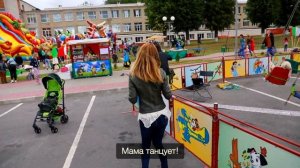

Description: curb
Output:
[0,87,129,105]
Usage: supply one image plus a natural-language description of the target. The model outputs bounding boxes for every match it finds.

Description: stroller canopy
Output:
[42,73,64,90]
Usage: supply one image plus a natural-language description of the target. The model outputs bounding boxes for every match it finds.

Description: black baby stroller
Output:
[32,73,69,134]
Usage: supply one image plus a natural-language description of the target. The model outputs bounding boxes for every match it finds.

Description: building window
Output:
[64,13,73,21]
[112,24,120,33]
[41,14,50,23]
[100,11,108,19]
[26,14,36,24]
[145,24,152,31]
[88,11,96,19]
[243,20,250,27]
[76,12,84,20]
[123,23,131,32]
[189,34,195,40]
[42,28,51,37]
[134,22,142,31]
[198,33,204,39]
[134,9,141,17]
[78,26,87,34]
[53,14,62,22]
[238,7,241,14]
[123,10,130,18]
[135,37,143,42]
[66,27,75,35]
[207,32,214,39]
[111,10,119,18]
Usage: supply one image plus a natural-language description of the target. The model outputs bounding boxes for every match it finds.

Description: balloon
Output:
[60,35,66,42]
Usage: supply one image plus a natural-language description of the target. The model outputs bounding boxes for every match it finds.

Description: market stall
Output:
[67,38,112,79]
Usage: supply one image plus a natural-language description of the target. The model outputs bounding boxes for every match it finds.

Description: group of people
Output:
[0,54,22,83]
[239,34,256,58]
[0,52,41,84]
[239,30,292,58]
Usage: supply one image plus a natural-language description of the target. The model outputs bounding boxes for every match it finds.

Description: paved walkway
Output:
[0,48,290,103]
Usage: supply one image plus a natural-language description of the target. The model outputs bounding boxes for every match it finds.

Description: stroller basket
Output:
[38,97,58,112]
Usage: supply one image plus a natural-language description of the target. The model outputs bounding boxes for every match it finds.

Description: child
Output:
[123,48,131,68]
[283,37,288,52]
[30,53,40,84]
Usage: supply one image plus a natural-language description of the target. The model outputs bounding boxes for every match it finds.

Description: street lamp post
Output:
[162,16,175,47]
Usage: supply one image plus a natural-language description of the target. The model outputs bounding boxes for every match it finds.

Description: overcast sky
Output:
[23,0,247,10]
[23,0,106,9]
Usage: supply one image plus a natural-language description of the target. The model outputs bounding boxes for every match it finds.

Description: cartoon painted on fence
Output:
[225,59,246,78]
[184,64,204,87]
[218,122,300,168]
[174,100,212,166]
[169,68,183,90]
[207,62,222,81]
[271,55,291,66]
[228,138,268,168]
[176,108,209,144]
[249,57,268,75]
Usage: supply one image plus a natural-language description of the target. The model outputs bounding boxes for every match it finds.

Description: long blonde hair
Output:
[130,43,163,83]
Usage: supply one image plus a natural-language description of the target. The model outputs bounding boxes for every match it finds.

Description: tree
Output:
[245,0,280,34]
[144,0,204,42]
[202,0,235,40]
[171,0,204,42]
[144,0,173,36]
[274,0,300,28]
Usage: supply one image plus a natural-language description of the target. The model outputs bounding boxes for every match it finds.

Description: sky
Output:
[23,0,106,9]
[23,0,248,10]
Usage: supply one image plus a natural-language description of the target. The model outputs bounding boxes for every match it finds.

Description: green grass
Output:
[182,34,290,55]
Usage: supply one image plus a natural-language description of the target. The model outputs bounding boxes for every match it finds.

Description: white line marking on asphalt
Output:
[200,103,300,116]
[0,103,23,118]
[63,95,96,168]
[229,82,300,107]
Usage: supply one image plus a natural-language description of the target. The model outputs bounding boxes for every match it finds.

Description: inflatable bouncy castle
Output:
[0,12,40,59]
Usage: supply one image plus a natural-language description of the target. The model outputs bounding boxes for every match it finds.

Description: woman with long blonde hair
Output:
[129,43,172,168]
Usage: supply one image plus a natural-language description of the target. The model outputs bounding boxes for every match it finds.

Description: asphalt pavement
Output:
[0,90,204,168]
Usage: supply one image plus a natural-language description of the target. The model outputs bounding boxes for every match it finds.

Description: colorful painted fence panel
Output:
[293,53,300,62]
[184,64,204,87]
[248,57,268,75]
[218,121,300,168]
[173,99,212,166]
[170,67,183,90]
[272,55,291,66]
[224,59,246,78]
[207,62,222,81]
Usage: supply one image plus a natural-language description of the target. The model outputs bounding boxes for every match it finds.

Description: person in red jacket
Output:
[58,44,65,64]
[249,36,256,57]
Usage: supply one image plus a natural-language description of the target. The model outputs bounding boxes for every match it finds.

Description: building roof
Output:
[44,2,144,11]
[20,0,40,10]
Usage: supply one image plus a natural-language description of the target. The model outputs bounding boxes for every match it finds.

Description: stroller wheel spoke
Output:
[51,127,58,133]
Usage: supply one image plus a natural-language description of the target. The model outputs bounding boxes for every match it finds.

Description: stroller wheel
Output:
[47,118,54,124]
[34,127,41,134]
[61,115,69,124]
[51,127,58,133]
